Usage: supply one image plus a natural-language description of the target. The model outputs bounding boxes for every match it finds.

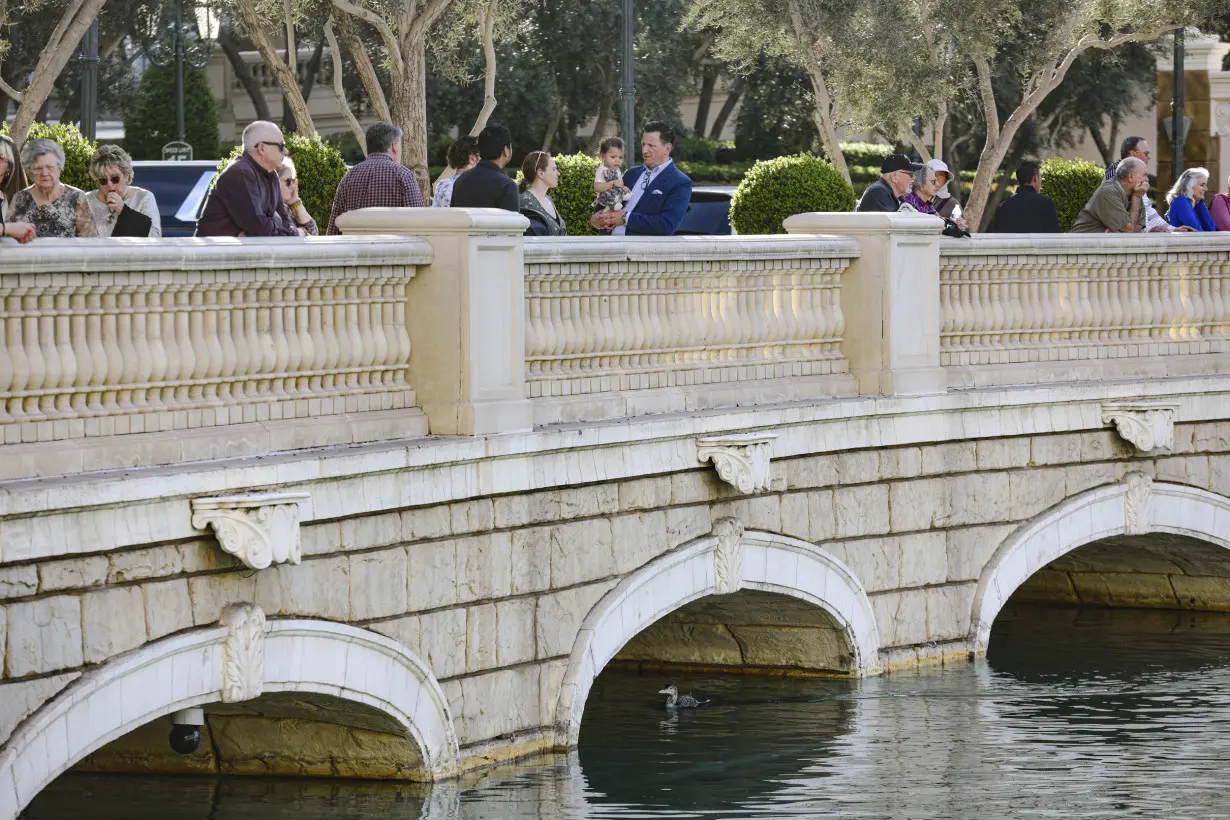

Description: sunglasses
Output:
[259,141,288,153]
[96,174,123,186]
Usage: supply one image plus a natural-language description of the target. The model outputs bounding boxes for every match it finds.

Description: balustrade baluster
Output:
[66,289,90,414]
[128,289,151,408]
[342,281,363,389]
[146,285,168,408]
[200,288,223,401]
[53,290,77,413]
[2,289,26,418]
[34,288,61,415]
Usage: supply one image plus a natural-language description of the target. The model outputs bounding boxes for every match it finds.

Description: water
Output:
[24,605,1230,819]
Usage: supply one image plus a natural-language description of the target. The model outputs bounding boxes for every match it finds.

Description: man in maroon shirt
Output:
[326,122,425,234]
[196,121,303,238]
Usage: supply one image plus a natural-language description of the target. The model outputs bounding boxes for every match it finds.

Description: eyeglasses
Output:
[96,174,123,186]
[259,141,287,153]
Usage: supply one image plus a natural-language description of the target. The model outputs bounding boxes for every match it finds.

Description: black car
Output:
[678,185,736,235]
[130,161,217,237]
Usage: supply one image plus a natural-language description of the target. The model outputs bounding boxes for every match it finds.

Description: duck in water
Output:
[658,684,709,710]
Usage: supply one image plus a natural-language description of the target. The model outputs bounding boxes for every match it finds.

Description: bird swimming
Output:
[658,684,709,709]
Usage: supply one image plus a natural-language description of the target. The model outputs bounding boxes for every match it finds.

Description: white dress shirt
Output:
[612,159,674,237]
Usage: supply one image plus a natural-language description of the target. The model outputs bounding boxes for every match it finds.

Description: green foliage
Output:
[676,160,753,183]
[840,143,894,169]
[0,121,98,191]
[514,152,599,237]
[124,64,220,160]
[734,56,819,161]
[1039,158,1105,232]
[729,154,855,235]
[676,136,736,163]
[216,135,348,229]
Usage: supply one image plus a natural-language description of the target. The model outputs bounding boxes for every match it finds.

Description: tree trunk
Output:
[542,99,563,152]
[585,91,614,155]
[218,22,272,121]
[9,0,108,147]
[235,0,315,135]
[336,13,391,123]
[323,17,365,153]
[708,76,742,139]
[301,40,324,103]
[392,40,430,200]
[468,0,498,136]
[785,0,848,183]
[694,63,717,136]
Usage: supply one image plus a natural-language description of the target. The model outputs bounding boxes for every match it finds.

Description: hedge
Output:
[729,154,855,235]
[0,121,97,190]
[1040,158,1105,232]
[124,63,220,161]
[217,134,347,229]
[515,152,599,236]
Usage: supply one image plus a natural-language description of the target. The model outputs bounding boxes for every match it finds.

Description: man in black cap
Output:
[856,153,922,212]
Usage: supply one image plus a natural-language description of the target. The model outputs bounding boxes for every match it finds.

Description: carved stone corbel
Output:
[1123,472,1153,536]
[1101,402,1179,454]
[712,517,746,595]
[696,433,777,494]
[191,492,310,570]
[220,603,266,703]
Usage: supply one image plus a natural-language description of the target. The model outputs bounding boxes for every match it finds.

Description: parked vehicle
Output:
[130,161,218,237]
[678,185,736,235]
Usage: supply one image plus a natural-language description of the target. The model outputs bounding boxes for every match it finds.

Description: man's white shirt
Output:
[612,159,674,236]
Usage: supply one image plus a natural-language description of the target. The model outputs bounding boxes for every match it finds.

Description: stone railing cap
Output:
[0,236,433,275]
[524,234,860,263]
[784,212,945,235]
[335,207,530,235]
[940,232,1230,256]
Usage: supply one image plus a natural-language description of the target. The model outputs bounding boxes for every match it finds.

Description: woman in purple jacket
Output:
[1165,167,1217,231]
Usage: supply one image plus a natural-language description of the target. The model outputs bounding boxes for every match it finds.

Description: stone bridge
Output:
[2,212,1230,817]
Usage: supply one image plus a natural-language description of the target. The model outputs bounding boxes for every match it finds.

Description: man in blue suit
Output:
[590,121,692,236]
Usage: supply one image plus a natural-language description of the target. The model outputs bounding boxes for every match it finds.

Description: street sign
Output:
[162,141,193,161]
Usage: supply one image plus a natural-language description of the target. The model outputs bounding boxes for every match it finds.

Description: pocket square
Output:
[652,189,664,195]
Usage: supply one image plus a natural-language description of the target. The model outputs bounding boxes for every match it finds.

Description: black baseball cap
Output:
[880,153,923,174]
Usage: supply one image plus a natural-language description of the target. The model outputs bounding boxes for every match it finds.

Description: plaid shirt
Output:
[325,153,424,234]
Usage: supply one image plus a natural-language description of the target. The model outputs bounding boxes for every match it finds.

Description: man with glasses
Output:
[196,120,304,237]
[856,154,923,213]
[1103,136,1190,233]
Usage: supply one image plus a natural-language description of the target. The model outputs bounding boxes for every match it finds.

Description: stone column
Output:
[335,208,534,436]
[784,212,946,396]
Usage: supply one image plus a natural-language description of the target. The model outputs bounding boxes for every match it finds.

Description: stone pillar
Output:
[335,208,534,436]
[1156,34,1230,194]
[783,212,946,397]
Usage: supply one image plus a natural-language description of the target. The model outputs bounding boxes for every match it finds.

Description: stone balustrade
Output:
[522,236,858,423]
[0,238,429,446]
[940,234,1230,388]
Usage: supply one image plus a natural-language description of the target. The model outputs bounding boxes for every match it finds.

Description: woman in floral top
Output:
[9,138,96,238]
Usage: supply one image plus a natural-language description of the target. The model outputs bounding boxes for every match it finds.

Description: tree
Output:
[124,62,221,159]
[732,55,817,160]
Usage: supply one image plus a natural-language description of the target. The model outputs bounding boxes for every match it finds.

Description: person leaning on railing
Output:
[277,156,318,235]
[85,144,161,238]
[1070,157,1148,234]
[1165,168,1217,233]
[196,120,303,238]
[1103,136,1174,233]
[0,134,35,243]
[1213,173,1230,232]
[8,138,97,238]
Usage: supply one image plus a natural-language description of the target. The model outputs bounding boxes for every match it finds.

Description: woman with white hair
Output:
[8,138,96,238]
[277,156,318,235]
[1166,167,1217,232]
[85,144,161,237]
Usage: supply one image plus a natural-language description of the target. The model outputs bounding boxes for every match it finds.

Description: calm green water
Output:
[24,605,1230,819]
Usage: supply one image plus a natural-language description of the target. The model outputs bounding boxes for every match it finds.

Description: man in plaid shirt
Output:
[326,122,425,234]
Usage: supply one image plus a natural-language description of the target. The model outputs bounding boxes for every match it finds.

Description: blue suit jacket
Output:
[621,162,693,236]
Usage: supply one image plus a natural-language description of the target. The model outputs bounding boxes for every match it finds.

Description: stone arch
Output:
[553,522,881,747]
[970,474,1230,651]
[0,616,459,820]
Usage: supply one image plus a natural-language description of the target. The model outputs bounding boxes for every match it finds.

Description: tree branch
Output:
[42,0,88,60]
[234,0,316,134]
[331,0,405,74]
[407,0,455,43]
[337,12,391,122]
[0,76,23,103]
[468,0,498,136]
[974,55,999,141]
[9,0,105,145]
[218,21,272,121]
[902,128,932,163]
[323,17,366,153]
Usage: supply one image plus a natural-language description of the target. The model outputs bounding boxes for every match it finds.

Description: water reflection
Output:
[24,604,1230,819]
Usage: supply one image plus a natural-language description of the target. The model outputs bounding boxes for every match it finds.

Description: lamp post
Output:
[619,0,635,165]
[1172,28,1185,181]
[78,19,99,140]
[140,0,217,159]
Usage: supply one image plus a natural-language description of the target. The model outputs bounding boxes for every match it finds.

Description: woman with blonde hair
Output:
[0,135,37,242]
[1165,167,1217,232]
[85,144,161,237]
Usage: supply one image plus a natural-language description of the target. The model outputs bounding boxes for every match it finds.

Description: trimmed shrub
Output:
[729,154,855,235]
[216,134,347,229]
[516,152,600,237]
[0,121,97,190]
[1040,158,1105,232]
[839,142,894,169]
[677,136,736,164]
[124,64,220,161]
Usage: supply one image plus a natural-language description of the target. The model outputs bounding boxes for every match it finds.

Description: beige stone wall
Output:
[4,421,1230,775]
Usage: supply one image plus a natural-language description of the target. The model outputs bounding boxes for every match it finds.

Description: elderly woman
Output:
[277,157,318,235]
[0,135,36,242]
[9,139,96,238]
[1166,167,1217,232]
[1211,173,1230,232]
[85,144,161,238]
[518,151,566,236]
[925,158,963,220]
[902,165,940,214]
[432,136,480,208]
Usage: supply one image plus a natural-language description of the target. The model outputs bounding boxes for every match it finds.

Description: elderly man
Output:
[1102,136,1190,233]
[196,121,302,237]
[589,121,692,236]
[1070,157,1149,233]
[326,122,424,234]
[856,154,923,212]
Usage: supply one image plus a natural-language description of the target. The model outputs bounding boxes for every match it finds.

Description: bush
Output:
[840,142,895,169]
[124,64,220,161]
[676,160,753,184]
[0,121,98,190]
[729,154,855,235]
[217,134,348,229]
[677,136,736,164]
[515,152,600,237]
[1040,158,1105,231]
